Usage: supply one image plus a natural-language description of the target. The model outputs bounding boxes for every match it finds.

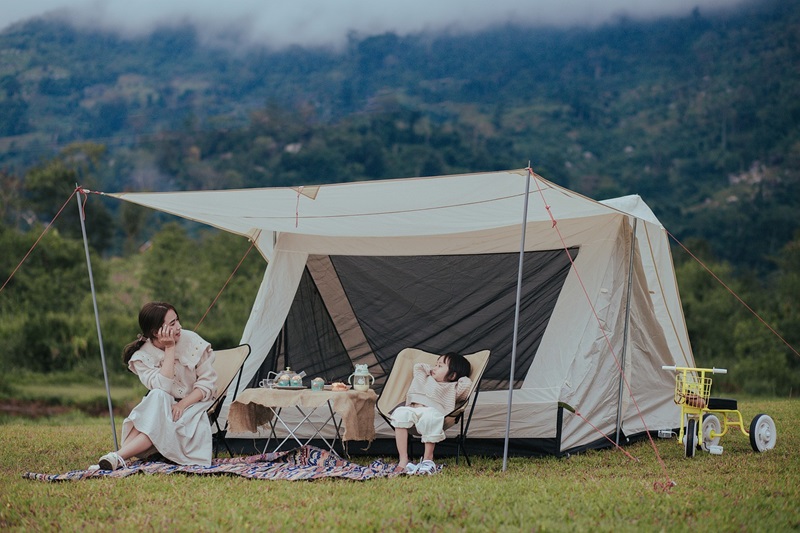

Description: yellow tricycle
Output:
[662,365,777,458]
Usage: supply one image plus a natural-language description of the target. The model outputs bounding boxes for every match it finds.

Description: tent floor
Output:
[221,429,666,460]
[223,437,561,459]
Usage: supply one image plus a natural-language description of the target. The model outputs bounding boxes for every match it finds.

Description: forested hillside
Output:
[0,0,798,394]
[1,0,798,271]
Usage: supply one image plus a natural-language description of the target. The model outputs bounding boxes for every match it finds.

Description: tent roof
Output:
[108,170,660,242]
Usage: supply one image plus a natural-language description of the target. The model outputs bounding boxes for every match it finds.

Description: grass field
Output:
[1,398,798,531]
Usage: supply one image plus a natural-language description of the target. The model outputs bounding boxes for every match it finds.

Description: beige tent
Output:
[108,169,693,456]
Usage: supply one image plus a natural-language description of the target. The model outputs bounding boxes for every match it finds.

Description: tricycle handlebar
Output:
[662,365,728,374]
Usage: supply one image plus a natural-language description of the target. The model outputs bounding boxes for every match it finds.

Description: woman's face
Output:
[161,309,181,341]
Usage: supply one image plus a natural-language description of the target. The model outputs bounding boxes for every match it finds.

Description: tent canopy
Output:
[108,169,693,455]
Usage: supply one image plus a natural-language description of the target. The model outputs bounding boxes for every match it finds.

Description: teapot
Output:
[268,367,306,387]
[348,364,375,392]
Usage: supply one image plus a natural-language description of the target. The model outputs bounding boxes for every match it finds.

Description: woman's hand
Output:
[172,390,204,421]
[156,325,177,348]
[172,400,186,421]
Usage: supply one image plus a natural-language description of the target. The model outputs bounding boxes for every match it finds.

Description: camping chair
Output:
[377,348,491,466]
[208,344,251,457]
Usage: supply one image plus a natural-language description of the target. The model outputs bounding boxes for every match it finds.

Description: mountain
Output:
[0,0,798,273]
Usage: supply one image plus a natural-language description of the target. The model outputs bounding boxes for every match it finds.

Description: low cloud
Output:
[3,0,750,49]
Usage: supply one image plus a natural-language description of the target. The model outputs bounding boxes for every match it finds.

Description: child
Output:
[391,352,472,474]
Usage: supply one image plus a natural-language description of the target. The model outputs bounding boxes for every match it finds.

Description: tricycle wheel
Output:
[685,419,697,458]
[749,414,777,452]
[701,414,722,451]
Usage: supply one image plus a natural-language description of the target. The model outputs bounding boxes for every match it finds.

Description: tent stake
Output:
[76,188,118,450]
[502,169,532,471]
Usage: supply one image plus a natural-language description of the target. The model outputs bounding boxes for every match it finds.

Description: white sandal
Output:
[416,459,436,475]
[98,452,127,471]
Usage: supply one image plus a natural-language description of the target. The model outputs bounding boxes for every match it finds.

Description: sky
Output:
[2,0,751,49]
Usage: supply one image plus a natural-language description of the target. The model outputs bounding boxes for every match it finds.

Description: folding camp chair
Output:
[208,344,251,457]
[377,348,491,466]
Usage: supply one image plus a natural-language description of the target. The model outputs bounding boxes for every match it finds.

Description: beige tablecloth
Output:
[228,388,377,442]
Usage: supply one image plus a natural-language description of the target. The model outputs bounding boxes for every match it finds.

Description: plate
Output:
[323,384,352,391]
[272,385,307,390]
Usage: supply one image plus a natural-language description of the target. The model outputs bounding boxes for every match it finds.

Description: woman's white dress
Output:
[122,330,217,466]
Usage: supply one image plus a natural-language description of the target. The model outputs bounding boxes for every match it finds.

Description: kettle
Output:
[348,364,375,392]
[269,367,306,387]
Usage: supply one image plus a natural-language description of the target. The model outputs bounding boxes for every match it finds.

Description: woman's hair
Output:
[121,302,179,365]
[443,352,472,382]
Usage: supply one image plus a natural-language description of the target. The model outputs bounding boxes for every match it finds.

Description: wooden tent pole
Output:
[76,187,118,450]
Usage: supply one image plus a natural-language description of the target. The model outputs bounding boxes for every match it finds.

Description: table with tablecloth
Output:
[228,388,377,451]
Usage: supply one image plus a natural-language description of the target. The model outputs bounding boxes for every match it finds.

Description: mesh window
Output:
[248,268,354,387]
[331,249,577,389]
[252,249,577,391]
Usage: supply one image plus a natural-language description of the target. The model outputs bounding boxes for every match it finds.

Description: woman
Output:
[97,302,217,470]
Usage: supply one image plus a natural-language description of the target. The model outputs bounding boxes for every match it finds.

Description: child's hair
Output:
[121,302,179,365]
[442,352,471,382]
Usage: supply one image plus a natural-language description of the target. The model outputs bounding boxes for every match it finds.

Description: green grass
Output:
[1,398,798,531]
[11,382,143,406]
[2,377,145,417]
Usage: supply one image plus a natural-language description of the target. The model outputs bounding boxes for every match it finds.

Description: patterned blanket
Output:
[23,445,418,482]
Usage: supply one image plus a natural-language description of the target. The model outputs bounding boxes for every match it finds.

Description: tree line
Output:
[0,0,798,394]
[0,143,797,396]
[2,1,798,274]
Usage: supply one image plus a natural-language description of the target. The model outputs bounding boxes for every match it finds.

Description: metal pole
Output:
[76,187,118,450]
[614,218,637,445]
[502,169,532,471]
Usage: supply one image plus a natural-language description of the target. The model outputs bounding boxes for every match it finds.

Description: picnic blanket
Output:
[22,445,422,482]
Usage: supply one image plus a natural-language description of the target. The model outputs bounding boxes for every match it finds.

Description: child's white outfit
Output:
[390,363,471,443]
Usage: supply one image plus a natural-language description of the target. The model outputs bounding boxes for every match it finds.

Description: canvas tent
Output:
[107,169,693,456]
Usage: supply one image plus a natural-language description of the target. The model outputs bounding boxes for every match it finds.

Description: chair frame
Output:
[377,348,491,466]
[207,344,251,457]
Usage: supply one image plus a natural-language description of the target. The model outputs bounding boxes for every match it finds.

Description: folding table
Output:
[228,388,377,457]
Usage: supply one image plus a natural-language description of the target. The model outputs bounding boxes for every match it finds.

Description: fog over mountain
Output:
[2,0,751,49]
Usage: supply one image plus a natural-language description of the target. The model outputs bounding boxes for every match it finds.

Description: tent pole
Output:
[76,188,118,450]
[502,169,532,471]
[614,217,638,445]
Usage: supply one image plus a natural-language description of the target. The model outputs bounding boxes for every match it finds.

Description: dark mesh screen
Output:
[248,268,354,387]
[332,249,577,389]
[251,249,577,391]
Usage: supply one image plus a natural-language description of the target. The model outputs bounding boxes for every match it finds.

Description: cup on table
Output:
[311,377,325,391]
[259,378,274,388]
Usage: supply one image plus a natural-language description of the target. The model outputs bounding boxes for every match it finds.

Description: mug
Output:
[259,378,274,388]
[311,377,325,391]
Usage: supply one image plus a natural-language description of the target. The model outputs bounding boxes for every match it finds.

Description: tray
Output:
[272,385,307,390]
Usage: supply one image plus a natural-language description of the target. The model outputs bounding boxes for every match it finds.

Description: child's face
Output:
[430,356,453,383]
